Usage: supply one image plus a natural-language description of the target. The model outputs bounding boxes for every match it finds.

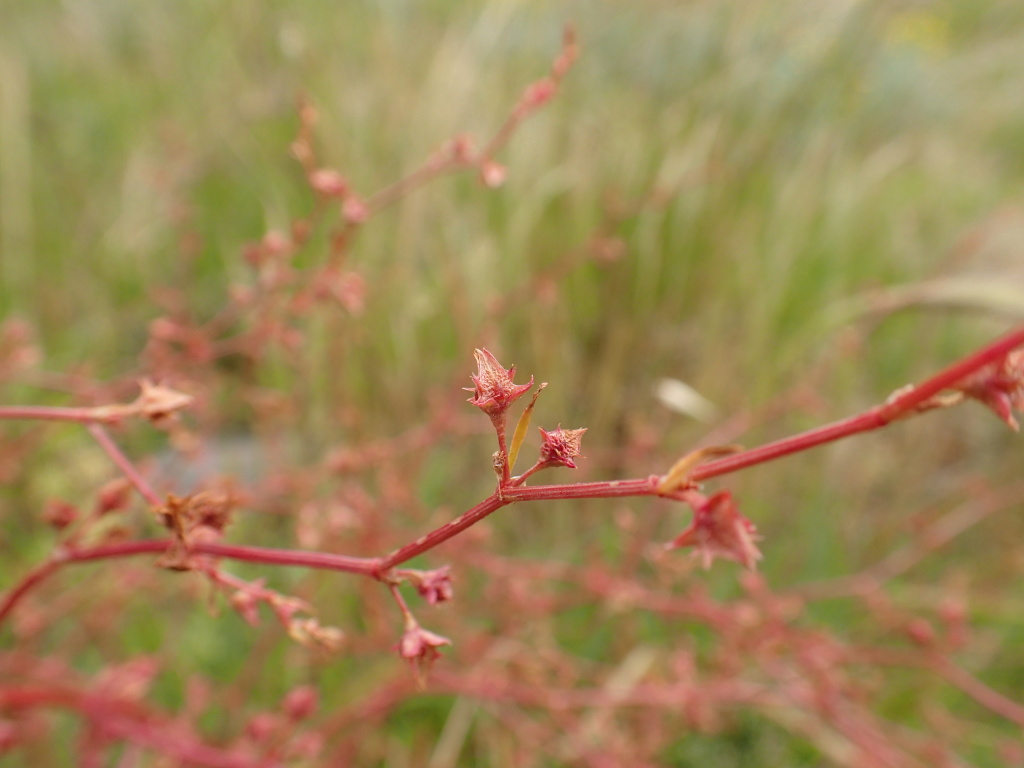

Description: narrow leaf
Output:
[508,382,547,472]
[657,444,743,495]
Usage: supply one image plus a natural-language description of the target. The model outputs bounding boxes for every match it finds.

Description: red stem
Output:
[0,559,61,626]
[692,325,1024,483]
[86,423,163,507]
[504,476,659,502]
[0,685,281,768]
[377,495,506,572]
[2,327,1021,626]
[0,405,102,422]
[0,539,380,628]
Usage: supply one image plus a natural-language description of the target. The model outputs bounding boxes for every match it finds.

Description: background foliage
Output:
[3,0,1024,765]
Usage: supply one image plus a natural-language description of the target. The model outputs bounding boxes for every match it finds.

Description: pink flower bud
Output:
[520,77,557,109]
[905,618,936,648]
[479,161,507,188]
[42,499,78,529]
[396,625,452,678]
[667,491,763,570]
[449,134,475,163]
[230,589,261,627]
[538,426,587,469]
[245,713,280,743]
[308,169,348,198]
[262,230,291,258]
[401,567,455,605]
[282,685,318,721]
[954,349,1024,430]
[465,348,533,417]
[95,478,132,516]
[342,195,369,224]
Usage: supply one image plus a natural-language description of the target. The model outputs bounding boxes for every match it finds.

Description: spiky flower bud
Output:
[538,426,587,469]
[667,491,762,570]
[954,349,1024,431]
[465,348,533,417]
[398,566,455,605]
[396,624,452,683]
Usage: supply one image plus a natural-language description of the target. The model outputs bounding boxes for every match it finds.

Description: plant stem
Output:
[0,405,107,423]
[2,327,1021,626]
[377,495,507,572]
[692,325,1024,483]
[86,423,163,507]
[0,539,381,628]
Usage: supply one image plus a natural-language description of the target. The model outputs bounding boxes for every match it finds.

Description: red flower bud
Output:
[954,349,1024,430]
[342,195,369,224]
[400,567,455,605]
[396,624,452,681]
[667,491,763,570]
[42,499,78,530]
[479,161,507,188]
[95,478,132,516]
[538,426,587,469]
[282,685,318,721]
[307,169,348,198]
[520,77,557,109]
[465,348,533,417]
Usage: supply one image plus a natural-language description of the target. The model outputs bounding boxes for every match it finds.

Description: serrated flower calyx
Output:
[538,426,587,469]
[465,348,533,416]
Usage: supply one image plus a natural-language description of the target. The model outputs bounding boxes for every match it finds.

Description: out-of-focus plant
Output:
[3,23,1024,768]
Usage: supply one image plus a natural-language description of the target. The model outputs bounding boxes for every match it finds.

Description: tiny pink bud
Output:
[396,625,452,678]
[262,230,291,258]
[521,77,557,108]
[42,499,78,529]
[954,349,1024,430]
[667,491,763,570]
[327,270,365,315]
[95,477,132,516]
[538,426,587,469]
[464,348,533,417]
[905,618,936,647]
[401,567,455,605]
[308,169,348,197]
[245,713,280,743]
[289,732,326,760]
[148,316,179,340]
[450,134,475,163]
[282,685,318,721]
[242,242,265,266]
[230,589,261,627]
[342,195,369,224]
[479,161,507,188]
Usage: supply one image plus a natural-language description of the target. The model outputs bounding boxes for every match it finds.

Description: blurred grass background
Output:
[3,0,1024,765]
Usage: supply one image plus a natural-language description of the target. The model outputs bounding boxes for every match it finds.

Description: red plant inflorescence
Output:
[3,23,1024,767]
